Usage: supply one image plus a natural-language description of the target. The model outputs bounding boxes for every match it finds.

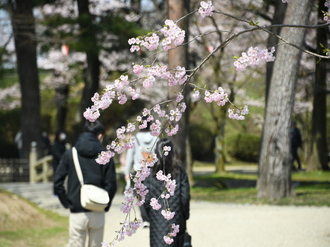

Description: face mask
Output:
[60,133,66,141]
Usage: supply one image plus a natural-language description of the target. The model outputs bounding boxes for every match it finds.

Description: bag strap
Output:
[72,147,84,186]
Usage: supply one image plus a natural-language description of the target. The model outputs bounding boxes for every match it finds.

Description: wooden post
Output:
[43,160,48,183]
[29,142,37,184]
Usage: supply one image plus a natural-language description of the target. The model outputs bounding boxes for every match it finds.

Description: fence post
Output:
[29,142,37,184]
[42,160,48,183]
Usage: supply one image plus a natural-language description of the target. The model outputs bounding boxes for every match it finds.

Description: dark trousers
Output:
[291,146,301,169]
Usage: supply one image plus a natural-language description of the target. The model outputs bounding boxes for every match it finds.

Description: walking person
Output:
[291,121,302,170]
[52,130,67,196]
[54,120,117,247]
[124,116,158,227]
[143,138,190,247]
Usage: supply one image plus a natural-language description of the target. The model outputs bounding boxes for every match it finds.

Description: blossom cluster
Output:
[228,105,250,120]
[163,146,171,156]
[84,63,188,124]
[107,152,157,246]
[198,1,214,18]
[164,224,180,245]
[148,170,178,243]
[101,219,142,247]
[204,87,228,106]
[233,46,276,71]
[128,19,185,52]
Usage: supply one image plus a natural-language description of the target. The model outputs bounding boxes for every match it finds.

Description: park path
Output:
[1,166,330,247]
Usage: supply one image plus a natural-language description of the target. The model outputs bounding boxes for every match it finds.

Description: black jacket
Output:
[54,132,117,213]
[52,140,66,169]
[291,127,302,148]
[144,166,190,247]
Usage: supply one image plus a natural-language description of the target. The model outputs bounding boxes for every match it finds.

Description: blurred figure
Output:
[52,130,67,196]
[291,121,302,170]
[14,130,23,159]
[144,138,190,247]
[41,131,51,156]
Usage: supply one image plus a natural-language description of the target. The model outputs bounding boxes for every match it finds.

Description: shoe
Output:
[143,221,150,228]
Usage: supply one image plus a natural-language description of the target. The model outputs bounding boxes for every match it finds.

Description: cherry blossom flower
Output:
[132,64,144,74]
[228,105,249,120]
[163,146,171,156]
[326,1,330,8]
[163,236,174,245]
[150,198,162,210]
[161,209,175,220]
[234,47,275,71]
[191,90,200,101]
[198,1,214,18]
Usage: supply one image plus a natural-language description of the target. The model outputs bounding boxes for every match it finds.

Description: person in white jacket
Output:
[124,117,158,227]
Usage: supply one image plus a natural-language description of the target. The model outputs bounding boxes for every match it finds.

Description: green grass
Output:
[0,227,68,247]
[191,165,330,207]
[0,189,68,247]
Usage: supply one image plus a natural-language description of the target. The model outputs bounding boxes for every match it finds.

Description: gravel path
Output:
[1,176,330,247]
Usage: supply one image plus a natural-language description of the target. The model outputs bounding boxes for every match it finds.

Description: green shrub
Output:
[227,133,261,162]
[189,124,214,161]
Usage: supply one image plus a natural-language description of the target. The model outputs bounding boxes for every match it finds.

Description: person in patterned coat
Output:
[143,138,190,247]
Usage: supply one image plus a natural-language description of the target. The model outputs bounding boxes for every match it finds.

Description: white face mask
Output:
[60,133,66,141]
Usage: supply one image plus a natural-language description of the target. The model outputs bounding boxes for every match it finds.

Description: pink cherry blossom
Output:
[163,236,174,245]
[150,120,162,136]
[191,90,200,101]
[163,146,171,156]
[132,64,144,74]
[150,198,162,210]
[169,224,180,237]
[198,1,214,18]
[326,1,330,8]
[161,209,175,220]
[234,47,275,71]
[228,105,249,120]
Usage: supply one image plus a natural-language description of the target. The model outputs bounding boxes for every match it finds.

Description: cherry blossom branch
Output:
[214,10,330,59]
[90,1,330,246]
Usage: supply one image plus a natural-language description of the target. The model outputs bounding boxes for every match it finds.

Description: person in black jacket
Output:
[144,138,190,247]
[52,130,67,196]
[54,120,117,247]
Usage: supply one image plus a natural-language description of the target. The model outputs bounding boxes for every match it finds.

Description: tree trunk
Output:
[307,0,329,171]
[257,0,313,199]
[214,108,226,173]
[167,0,192,181]
[10,0,41,159]
[77,0,100,133]
[265,1,287,102]
[55,84,69,132]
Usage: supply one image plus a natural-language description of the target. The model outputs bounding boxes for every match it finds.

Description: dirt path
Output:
[104,194,330,247]
[1,179,330,247]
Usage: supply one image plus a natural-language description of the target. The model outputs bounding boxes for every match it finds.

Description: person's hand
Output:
[125,180,131,190]
[125,174,130,181]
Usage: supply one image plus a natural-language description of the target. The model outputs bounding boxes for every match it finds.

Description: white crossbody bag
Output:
[72,147,110,212]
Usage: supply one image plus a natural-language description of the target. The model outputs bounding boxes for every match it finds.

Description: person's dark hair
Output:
[84,120,105,136]
[153,138,179,178]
